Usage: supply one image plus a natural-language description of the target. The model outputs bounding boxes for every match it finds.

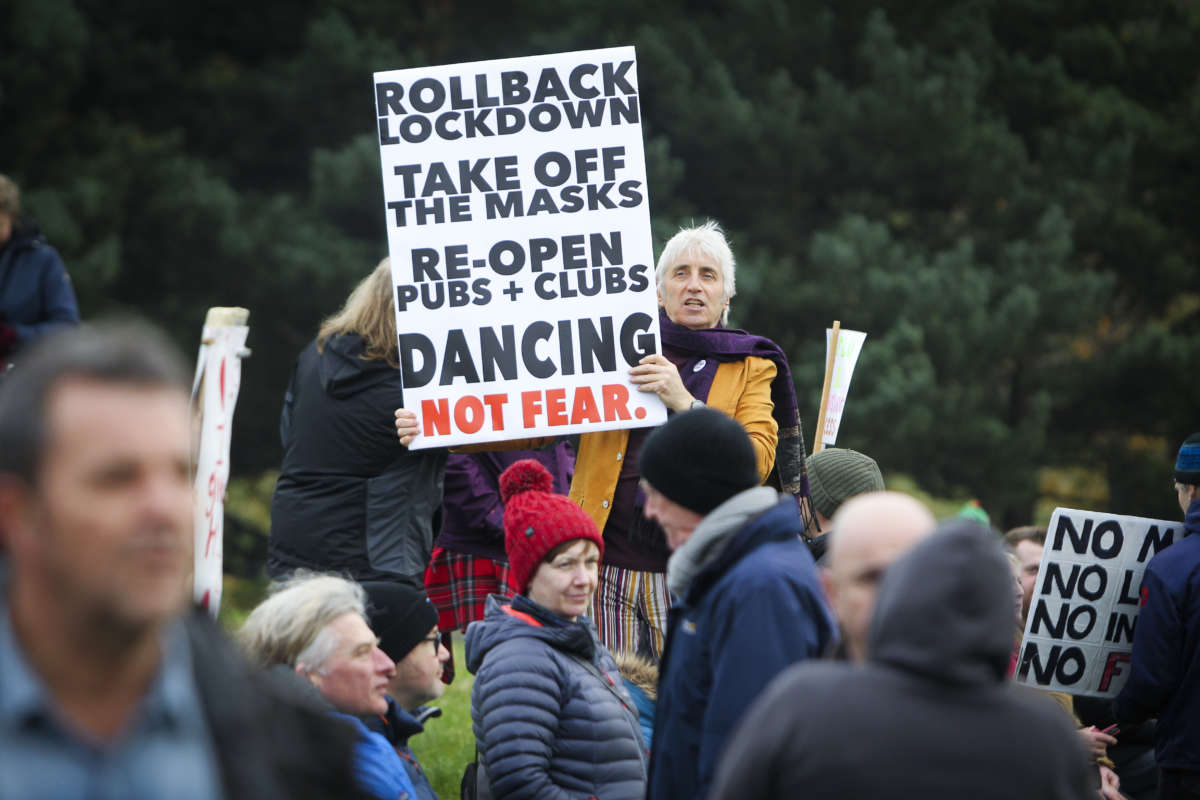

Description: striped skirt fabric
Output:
[591,563,671,662]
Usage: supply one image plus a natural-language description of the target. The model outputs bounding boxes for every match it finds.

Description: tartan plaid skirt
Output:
[423,546,515,633]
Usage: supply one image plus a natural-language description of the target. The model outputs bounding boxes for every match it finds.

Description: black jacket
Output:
[709,521,1094,800]
[269,334,446,581]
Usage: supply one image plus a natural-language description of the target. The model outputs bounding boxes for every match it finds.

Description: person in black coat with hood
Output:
[709,519,1095,800]
[269,258,446,588]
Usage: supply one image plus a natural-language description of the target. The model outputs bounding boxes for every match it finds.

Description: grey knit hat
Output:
[806,448,884,520]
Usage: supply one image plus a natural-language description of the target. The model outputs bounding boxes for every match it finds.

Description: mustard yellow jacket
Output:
[463,357,779,532]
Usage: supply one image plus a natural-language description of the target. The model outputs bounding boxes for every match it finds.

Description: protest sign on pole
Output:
[813,321,840,454]
[190,307,250,617]
[373,47,665,449]
[1014,507,1183,698]
[817,325,866,450]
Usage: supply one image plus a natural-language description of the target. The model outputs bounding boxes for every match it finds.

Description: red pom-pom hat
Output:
[500,459,604,595]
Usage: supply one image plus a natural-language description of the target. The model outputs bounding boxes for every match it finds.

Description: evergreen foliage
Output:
[2,0,1195,524]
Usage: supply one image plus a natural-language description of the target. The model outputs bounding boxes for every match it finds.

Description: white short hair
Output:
[655,220,736,326]
[237,572,366,673]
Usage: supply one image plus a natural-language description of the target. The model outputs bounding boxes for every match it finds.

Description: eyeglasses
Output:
[420,634,441,655]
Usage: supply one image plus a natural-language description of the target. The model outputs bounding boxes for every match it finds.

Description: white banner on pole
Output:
[1014,507,1183,697]
[373,47,665,449]
[190,316,249,617]
[820,327,866,447]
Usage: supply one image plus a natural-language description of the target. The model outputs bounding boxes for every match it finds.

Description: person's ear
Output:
[295,662,320,687]
[820,569,836,606]
[0,477,38,556]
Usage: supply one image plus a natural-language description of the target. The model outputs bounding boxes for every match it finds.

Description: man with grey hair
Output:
[0,321,356,798]
[821,491,936,662]
[240,573,421,800]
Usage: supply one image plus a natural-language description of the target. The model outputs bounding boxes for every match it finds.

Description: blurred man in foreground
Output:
[0,322,356,798]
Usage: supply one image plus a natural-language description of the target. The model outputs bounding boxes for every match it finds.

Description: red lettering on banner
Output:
[1098,651,1131,692]
[482,394,507,430]
[205,471,221,557]
[602,383,631,421]
[570,387,600,424]
[455,395,485,434]
[546,388,568,426]
[522,391,544,428]
[422,398,451,436]
[518,384,632,428]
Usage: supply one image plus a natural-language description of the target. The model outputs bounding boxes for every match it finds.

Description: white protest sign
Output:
[1015,507,1183,698]
[374,47,665,449]
[820,327,866,446]
[190,310,249,617]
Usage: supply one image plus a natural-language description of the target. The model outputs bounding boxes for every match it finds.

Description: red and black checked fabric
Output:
[423,546,515,633]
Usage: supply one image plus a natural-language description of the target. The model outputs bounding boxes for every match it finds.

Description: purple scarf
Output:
[659,309,812,508]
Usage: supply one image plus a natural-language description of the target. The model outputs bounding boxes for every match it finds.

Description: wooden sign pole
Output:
[813,320,841,454]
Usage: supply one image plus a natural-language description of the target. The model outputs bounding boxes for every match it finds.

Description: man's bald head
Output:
[824,491,936,661]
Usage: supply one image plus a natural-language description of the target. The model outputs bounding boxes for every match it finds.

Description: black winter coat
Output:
[465,595,647,800]
[269,334,446,582]
[709,521,1094,800]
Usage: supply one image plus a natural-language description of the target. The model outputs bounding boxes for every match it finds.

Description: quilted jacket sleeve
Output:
[473,643,579,800]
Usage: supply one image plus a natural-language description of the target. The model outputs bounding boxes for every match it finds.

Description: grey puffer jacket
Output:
[465,595,647,800]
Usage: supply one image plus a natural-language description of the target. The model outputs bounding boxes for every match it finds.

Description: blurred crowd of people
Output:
[0,214,1196,800]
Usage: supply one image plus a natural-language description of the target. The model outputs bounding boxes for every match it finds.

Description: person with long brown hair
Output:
[269,258,447,590]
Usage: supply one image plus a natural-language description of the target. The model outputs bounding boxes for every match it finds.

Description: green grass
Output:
[411,635,476,799]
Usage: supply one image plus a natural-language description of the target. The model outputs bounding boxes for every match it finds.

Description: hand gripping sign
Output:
[1014,507,1183,698]
[374,47,666,448]
[190,307,250,617]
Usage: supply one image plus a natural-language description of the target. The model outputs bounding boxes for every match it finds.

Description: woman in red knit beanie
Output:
[463,459,647,799]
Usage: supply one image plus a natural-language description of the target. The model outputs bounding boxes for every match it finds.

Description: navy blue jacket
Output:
[647,498,836,800]
[363,698,439,800]
[0,222,79,358]
[465,595,647,799]
[1114,499,1200,771]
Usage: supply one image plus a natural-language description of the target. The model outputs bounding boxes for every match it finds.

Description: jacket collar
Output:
[667,487,790,603]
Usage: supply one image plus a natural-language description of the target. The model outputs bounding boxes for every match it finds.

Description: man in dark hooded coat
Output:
[709,520,1094,800]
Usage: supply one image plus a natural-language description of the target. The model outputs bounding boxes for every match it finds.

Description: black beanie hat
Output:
[361,581,439,662]
[639,407,760,514]
[1177,433,1200,485]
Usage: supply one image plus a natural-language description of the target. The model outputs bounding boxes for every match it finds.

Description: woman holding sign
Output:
[271,258,447,589]
[398,221,810,660]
